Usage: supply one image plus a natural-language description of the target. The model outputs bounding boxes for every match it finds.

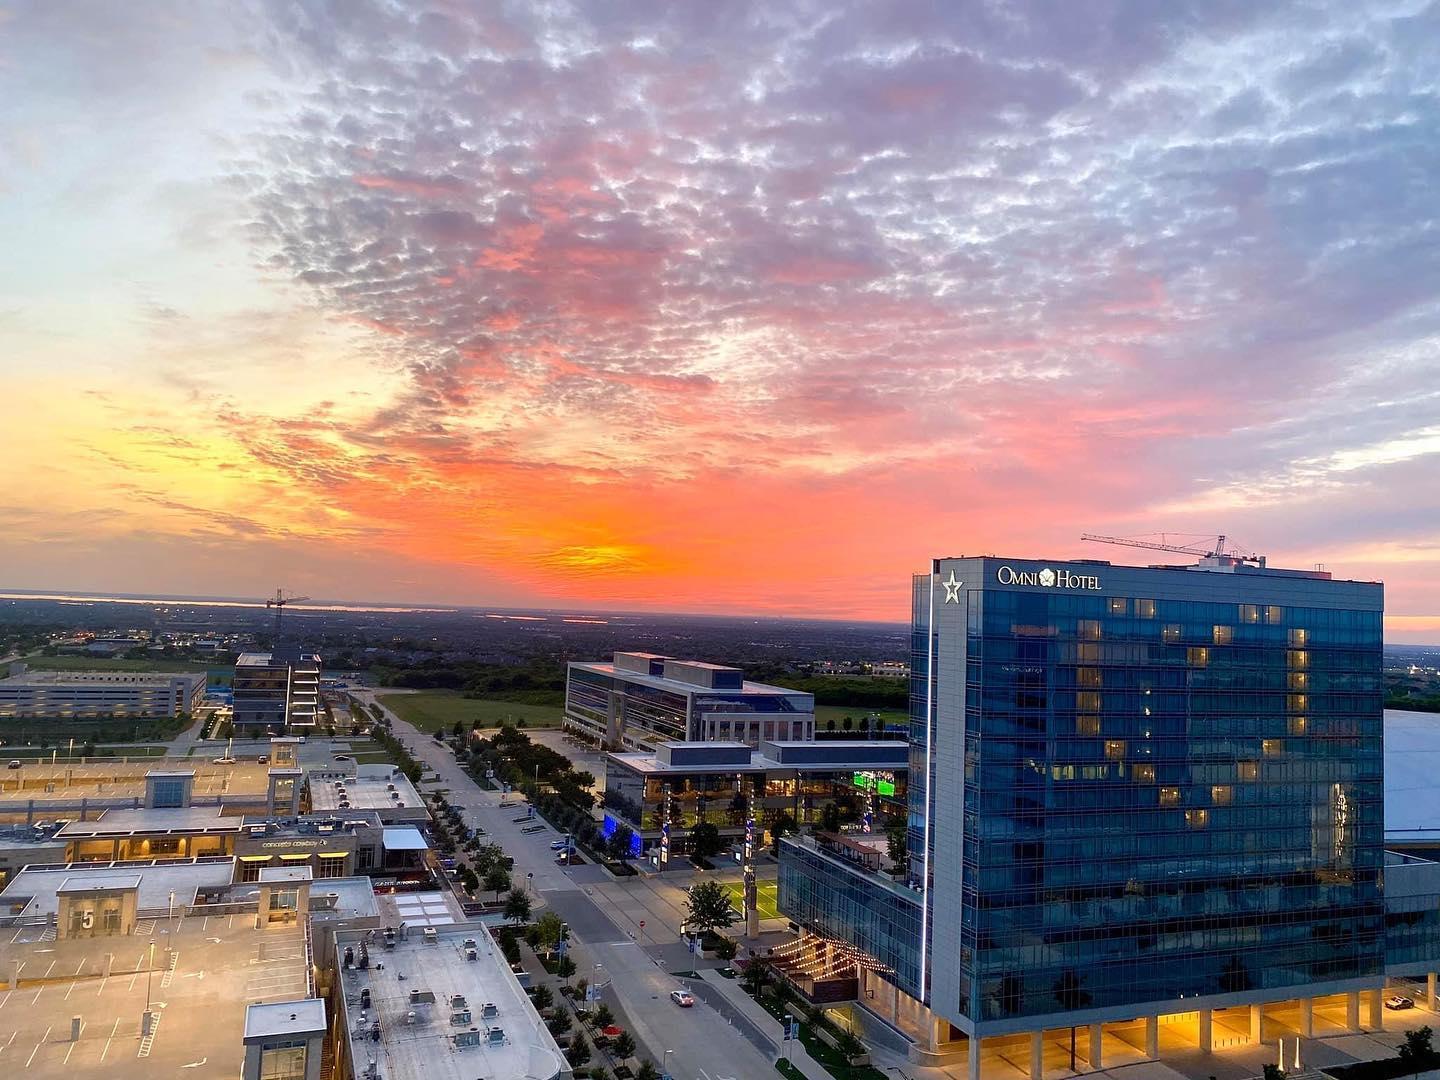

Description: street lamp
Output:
[664,1048,674,1080]
[526,871,534,896]
[145,940,156,1012]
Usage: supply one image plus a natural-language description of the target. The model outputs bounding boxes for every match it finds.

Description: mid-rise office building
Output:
[233,646,322,734]
[565,652,814,749]
[776,554,1427,1077]
[0,667,205,718]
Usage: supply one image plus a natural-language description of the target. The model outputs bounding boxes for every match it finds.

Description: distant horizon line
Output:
[0,587,910,628]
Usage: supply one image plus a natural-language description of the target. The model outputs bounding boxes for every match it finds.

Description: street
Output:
[354,689,779,1080]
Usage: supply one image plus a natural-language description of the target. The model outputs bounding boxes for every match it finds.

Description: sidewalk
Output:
[696,968,833,1080]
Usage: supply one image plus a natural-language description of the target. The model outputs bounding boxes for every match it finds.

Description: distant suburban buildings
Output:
[774,552,1426,1078]
[0,665,204,718]
[565,651,815,749]
[233,645,322,734]
[814,659,910,678]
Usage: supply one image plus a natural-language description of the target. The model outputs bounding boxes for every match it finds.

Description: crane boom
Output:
[264,588,311,640]
[1080,533,1265,567]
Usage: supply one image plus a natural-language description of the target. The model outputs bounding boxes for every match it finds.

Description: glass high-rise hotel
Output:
[779,553,1413,1077]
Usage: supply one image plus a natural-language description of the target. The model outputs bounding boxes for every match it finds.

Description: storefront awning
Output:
[382,826,427,852]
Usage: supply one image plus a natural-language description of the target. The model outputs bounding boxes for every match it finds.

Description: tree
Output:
[689,822,724,864]
[637,1062,661,1080]
[608,824,636,862]
[714,936,738,960]
[741,957,770,997]
[836,1030,866,1063]
[484,864,512,901]
[531,984,553,1010]
[686,879,738,935]
[568,1034,591,1067]
[593,1003,614,1029]
[1400,1026,1434,1065]
[548,1009,573,1035]
[504,887,532,924]
[825,718,836,732]
[842,715,854,732]
[574,977,589,1004]
[535,911,567,956]
[1052,970,1092,1071]
[769,814,799,858]
[886,824,909,877]
[612,1031,637,1064]
[452,720,464,737]
[556,955,577,979]
[820,801,844,834]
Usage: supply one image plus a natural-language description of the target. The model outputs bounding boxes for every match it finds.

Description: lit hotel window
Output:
[1262,739,1283,757]
[1051,765,1075,781]
[1289,628,1309,646]
[1078,668,1102,688]
[1078,643,1100,662]
[1238,761,1259,781]
[1133,764,1155,783]
[1162,624,1181,643]
[1108,598,1128,616]
[1211,785,1232,805]
[1212,625,1233,645]
[1076,715,1100,736]
[1289,649,1309,669]
[1240,604,1260,624]
[1265,605,1284,624]
[1289,694,1308,712]
[1288,673,1308,690]
[1078,620,1101,640]
[1289,715,1308,736]
[1105,740,1127,761]
[1186,809,1209,829]
[1159,786,1181,806]
[1187,647,1210,667]
[1076,691,1102,713]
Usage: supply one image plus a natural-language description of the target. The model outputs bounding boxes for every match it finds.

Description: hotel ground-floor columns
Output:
[1430,973,1438,1011]
[1300,998,1314,1037]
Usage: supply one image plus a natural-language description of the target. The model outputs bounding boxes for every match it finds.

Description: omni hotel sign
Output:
[996,565,1102,591]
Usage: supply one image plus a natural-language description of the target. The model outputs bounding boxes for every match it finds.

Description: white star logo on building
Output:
[941,570,963,604]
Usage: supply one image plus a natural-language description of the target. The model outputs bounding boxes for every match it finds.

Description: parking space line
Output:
[26,1024,51,1068]
[101,1017,120,1061]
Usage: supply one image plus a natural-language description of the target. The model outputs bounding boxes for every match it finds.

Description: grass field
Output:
[814,704,908,731]
[375,691,562,734]
[344,738,400,765]
[723,878,783,920]
[24,655,216,673]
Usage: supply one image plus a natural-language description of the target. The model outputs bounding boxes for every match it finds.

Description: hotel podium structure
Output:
[777,553,1424,1076]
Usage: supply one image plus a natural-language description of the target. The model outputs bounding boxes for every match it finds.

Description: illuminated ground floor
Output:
[836,962,1440,1080]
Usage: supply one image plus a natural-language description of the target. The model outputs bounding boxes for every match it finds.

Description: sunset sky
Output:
[2,1,1439,639]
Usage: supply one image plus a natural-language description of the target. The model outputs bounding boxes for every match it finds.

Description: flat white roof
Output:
[57,871,142,894]
[260,865,314,883]
[1385,708,1440,840]
[245,999,327,1040]
[58,805,242,837]
[571,660,813,701]
[1,858,235,917]
[382,826,427,851]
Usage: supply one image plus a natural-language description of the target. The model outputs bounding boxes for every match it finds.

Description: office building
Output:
[603,739,906,861]
[233,647,322,734]
[0,667,205,718]
[565,652,815,749]
[775,553,1432,1077]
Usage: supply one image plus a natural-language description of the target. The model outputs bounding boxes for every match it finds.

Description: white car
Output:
[1385,995,1415,1010]
[670,989,695,1008]
[550,840,569,851]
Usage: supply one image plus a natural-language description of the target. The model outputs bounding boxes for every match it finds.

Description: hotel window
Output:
[1238,761,1259,781]
[1187,647,1210,667]
[1262,738,1283,757]
[1211,785,1232,805]
[1076,715,1100,736]
[1076,691,1101,712]
[1185,809,1209,829]
[1212,625,1233,645]
[1288,672,1308,690]
[1104,740,1126,761]
[1240,604,1259,624]
[1135,598,1156,618]
[1289,628,1309,646]
[1264,605,1283,624]
[1162,624,1181,643]
[1289,650,1309,669]
[1078,619,1101,640]
[317,854,347,878]
[1051,765,1076,781]
[259,1044,308,1080]
[1159,787,1181,807]
[1108,597,1128,616]
[1289,715,1308,736]
[1289,694,1308,712]
[1133,763,1155,783]
[1077,642,1100,662]
[1077,668,1102,688]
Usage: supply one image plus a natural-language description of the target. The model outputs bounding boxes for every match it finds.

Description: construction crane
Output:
[264,588,311,640]
[1080,533,1266,568]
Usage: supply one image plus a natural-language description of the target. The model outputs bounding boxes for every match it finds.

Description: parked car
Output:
[670,990,695,1008]
[549,839,569,851]
[1385,995,1415,1010]
[7,760,21,769]
[257,755,269,764]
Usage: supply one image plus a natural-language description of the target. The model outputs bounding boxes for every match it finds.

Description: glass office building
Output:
[779,553,1396,1068]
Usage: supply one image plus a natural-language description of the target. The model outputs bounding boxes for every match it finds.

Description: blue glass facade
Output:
[778,555,1399,1042]
[953,573,1383,1026]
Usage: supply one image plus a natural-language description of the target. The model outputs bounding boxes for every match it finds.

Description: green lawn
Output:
[724,878,783,920]
[814,705,908,732]
[24,655,215,673]
[375,691,561,734]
